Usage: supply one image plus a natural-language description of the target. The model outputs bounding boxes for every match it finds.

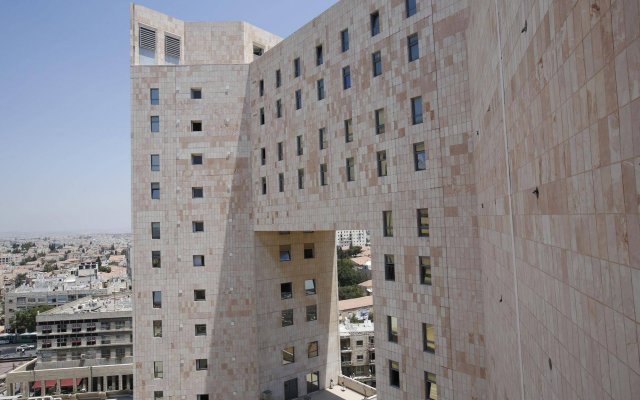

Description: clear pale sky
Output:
[0,0,337,235]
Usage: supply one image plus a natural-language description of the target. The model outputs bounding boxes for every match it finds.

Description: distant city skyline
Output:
[0,0,337,233]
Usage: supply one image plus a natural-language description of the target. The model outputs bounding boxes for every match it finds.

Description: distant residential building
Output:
[338,296,373,323]
[5,293,133,397]
[336,230,368,247]
[340,320,375,387]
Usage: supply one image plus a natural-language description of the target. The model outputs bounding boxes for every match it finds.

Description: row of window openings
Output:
[257,1,418,94]
[154,394,208,400]
[150,154,201,172]
[40,348,128,361]
[384,254,432,285]
[138,27,181,65]
[40,321,126,333]
[153,359,208,378]
[260,143,427,195]
[152,320,207,338]
[41,336,129,348]
[281,305,318,326]
[149,88,201,106]
[388,362,437,399]
[151,289,207,308]
[387,317,436,354]
[281,341,319,365]
[382,208,429,237]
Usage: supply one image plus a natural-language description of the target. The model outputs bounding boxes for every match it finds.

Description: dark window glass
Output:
[192,221,204,232]
[371,12,380,36]
[259,108,265,125]
[297,135,304,155]
[191,121,202,131]
[191,88,202,99]
[342,66,351,90]
[341,29,349,52]
[152,291,162,308]
[195,358,208,370]
[191,154,203,165]
[279,173,285,192]
[153,320,162,337]
[419,256,432,285]
[276,69,281,87]
[377,150,387,177]
[414,142,426,170]
[344,119,353,142]
[317,79,325,100]
[316,45,323,66]
[151,222,160,239]
[306,372,319,393]
[406,0,417,17]
[320,164,327,186]
[418,208,429,237]
[295,89,302,110]
[261,177,267,195]
[280,245,291,261]
[306,304,318,321]
[192,187,204,198]
[277,142,284,161]
[281,282,292,299]
[408,33,420,62]
[197,395,209,400]
[194,290,206,301]
[319,128,327,149]
[282,309,294,327]
[298,168,305,189]
[151,154,160,171]
[294,58,301,78]
[276,99,282,118]
[195,324,206,336]
[151,116,159,132]
[389,360,400,387]
[261,147,266,165]
[304,243,314,259]
[193,255,205,267]
[385,254,395,281]
[375,108,385,134]
[411,96,423,124]
[151,182,160,199]
[388,316,398,343]
[259,79,264,96]
[150,88,159,105]
[346,157,355,181]
[372,51,382,77]
[383,211,393,237]
[152,251,161,268]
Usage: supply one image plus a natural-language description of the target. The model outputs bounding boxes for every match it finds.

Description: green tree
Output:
[10,305,55,333]
[15,273,27,287]
[338,285,367,300]
[98,265,111,273]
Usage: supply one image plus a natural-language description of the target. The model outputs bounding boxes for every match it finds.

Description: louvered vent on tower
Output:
[139,27,156,51]
[165,35,181,59]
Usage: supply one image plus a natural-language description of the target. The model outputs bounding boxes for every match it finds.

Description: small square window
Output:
[279,173,285,192]
[341,29,350,52]
[152,251,161,268]
[388,316,398,343]
[191,89,202,99]
[383,210,393,237]
[277,142,284,161]
[346,157,355,182]
[154,361,163,378]
[191,154,203,165]
[295,89,302,110]
[304,243,315,259]
[408,33,420,62]
[414,142,427,170]
[417,208,429,237]
[154,391,163,400]
[153,320,162,337]
[371,11,380,36]
[281,282,292,299]
[316,45,323,66]
[306,304,318,322]
[150,154,160,171]
[195,324,207,336]
[423,323,436,353]
[298,168,305,189]
[279,245,291,262]
[192,221,204,232]
[342,66,351,90]
[151,222,160,239]
[282,346,295,365]
[411,96,423,125]
[253,44,264,58]
[377,150,388,177]
[320,163,328,186]
[151,182,160,199]
[375,108,385,134]
[195,358,208,370]
[150,88,159,105]
[152,291,162,308]
[372,51,382,77]
[344,119,353,143]
[192,187,204,198]
[419,256,432,285]
[281,309,294,327]
[150,116,159,132]
[385,254,395,281]
[193,255,205,267]
[294,57,301,77]
[308,341,318,358]
[194,289,206,301]
[304,279,316,295]
[191,121,202,132]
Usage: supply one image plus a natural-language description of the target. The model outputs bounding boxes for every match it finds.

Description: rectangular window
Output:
[150,154,160,171]
[154,391,163,400]
[411,96,423,124]
[282,309,294,327]
[165,35,180,64]
[276,99,282,118]
[419,256,432,285]
[372,51,382,77]
[423,323,436,353]
[294,57,301,77]
[152,251,161,268]
[298,168,305,189]
[320,163,328,186]
[261,177,267,195]
[195,358,208,370]
[389,360,400,387]
[195,324,207,336]
[260,148,266,166]
[259,108,265,125]
[304,243,315,259]
[279,245,291,262]
[344,118,353,143]
[191,88,202,99]
[316,45,323,66]
[385,254,395,281]
[317,79,325,100]
[150,88,159,105]
[193,255,205,267]
[295,89,302,110]
[259,79,264,96]
[305,279,316,295]
[151,222,160,239]
[279,173,285,192]
[319,128,327,149]
[153,320,162,337]
[277,142,284,161]
[308,341,318,358]
[151,182,160,199]
[139,26,156,64]
[192,221,204,232]
[407,0,417,17]
[408,33,420,62]
[150,116,159,132]
[282,346,295,365]
[101,348,110,359]
[342,66,351,90]
[341,29,350,52]
[152,291,162,308]
[306,372,319,393]
[377,150,388,177]
[281,282,293,299]
[192,187,204,198]
[194,289,206,301]
[276,69,282,87]
[297,135,304,155]
[375,108,386,134]
[417,208,429,237]
[306,304,318,321]
[191,121,202,132]
[191,153,203,165]
[346,157,355,181]
[383,210,393,237]
[197,395,209,400]
[371,11,380,36]
[426,372,438,399]
[414,142,427,170]
[116,347,126,358]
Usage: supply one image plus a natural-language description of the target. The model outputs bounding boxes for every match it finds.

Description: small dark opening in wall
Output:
[548,358,552,370]
[253,45,264,56]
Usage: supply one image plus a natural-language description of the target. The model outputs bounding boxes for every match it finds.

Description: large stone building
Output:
[131,1,640,400]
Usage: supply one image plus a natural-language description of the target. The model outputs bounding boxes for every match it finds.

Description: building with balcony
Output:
[340,320,375,387]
